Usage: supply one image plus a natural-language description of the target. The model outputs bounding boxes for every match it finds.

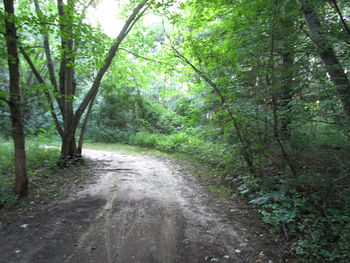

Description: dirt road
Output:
[0,149,283,262]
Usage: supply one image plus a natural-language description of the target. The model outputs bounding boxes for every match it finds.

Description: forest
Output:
[1,0,350,261]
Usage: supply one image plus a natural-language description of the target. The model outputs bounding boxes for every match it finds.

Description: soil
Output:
[0,149,287,263]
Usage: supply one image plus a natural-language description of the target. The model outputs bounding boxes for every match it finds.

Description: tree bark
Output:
[33,0,65,114]
[19,46,64,136]
[299,0,350,118]
[60,130,77,163]
[279,50,294,139]
[4,0,28,197]
[77,95,96,155]
[60,0,76,161]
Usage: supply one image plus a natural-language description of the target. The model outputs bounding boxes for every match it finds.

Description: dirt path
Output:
[0,149,284,263]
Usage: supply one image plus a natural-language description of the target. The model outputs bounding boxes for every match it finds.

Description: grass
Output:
[0,138,91,217]
[208,186,231,198]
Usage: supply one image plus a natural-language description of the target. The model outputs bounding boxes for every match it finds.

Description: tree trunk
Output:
[4,0,28,197]
[299,0,350,118]
[9,104,28,195]
[59,130,78,166]
[77,95,96,155]
[278,50,294,139]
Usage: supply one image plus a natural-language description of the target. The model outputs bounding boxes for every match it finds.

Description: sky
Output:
[86,0,165,38]
[86,0,125,37]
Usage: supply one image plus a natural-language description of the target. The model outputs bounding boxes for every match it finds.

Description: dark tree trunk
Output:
[279,50,294,140]
[77,95,96,156]
[299,0,350,118]
[4,0,28,197]
[9,104,28,195]
[59,131,78,166]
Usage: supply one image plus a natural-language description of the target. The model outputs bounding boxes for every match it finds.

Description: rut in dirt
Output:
[0,149,283,263]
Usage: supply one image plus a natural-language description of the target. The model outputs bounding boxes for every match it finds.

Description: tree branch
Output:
[329,0,350,37]
[73,0,150,132]
[57,0,67,110]
[169,42,255,172]
[119,47,164,64]
[123,3,150,38]
[34,0,64,114]
[19,46,64,136]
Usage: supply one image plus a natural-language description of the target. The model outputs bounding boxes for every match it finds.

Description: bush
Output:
[246,172,350,262]
[129,132,159,148]
[27,126,60,145]
[85,126,129,143]
[128,131,242,171]
[0,140,17,208]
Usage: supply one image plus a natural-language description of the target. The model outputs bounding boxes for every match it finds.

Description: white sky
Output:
[86,0,165,37]
[86,0,125,37]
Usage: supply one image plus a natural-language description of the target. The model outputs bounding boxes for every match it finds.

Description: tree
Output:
[2,0,28,196]
[163,0,304,173]
[20,0,150,164]
[298,0,350,118]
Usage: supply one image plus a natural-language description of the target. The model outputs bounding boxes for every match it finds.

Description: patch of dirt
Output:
[0,149,287,262]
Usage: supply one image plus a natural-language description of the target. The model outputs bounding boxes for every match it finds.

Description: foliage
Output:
[84,1,350,260]
[246,170,350,262]
[128,130,242,171]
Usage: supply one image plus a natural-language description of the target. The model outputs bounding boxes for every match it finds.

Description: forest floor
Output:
[0,149,287,263]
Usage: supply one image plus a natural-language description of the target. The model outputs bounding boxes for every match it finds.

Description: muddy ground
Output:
[0,149,287,263]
